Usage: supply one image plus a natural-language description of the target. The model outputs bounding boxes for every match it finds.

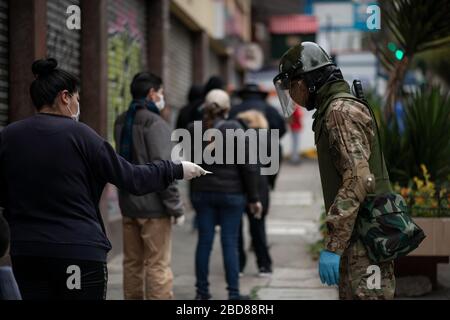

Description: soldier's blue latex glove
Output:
[318,250,340,286]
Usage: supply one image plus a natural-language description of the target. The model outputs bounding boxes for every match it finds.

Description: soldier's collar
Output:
[315,80,351,115]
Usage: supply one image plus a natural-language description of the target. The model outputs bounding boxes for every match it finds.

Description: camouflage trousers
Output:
[339,239,395,300]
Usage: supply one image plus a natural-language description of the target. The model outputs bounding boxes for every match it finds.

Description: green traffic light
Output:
[388,42,397,52]
[395,49,404,60]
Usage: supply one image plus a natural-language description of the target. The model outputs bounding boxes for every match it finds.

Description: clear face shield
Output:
[273,73,296,118]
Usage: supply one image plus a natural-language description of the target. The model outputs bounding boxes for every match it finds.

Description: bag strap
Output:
[326,93,388,180]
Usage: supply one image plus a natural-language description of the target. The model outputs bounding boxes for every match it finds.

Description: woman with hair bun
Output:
[0,58,206,300]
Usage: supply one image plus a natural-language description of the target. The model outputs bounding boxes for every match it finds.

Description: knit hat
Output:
[205,89,231,113]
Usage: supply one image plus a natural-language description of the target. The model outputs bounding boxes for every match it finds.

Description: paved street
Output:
[107,160,339,300]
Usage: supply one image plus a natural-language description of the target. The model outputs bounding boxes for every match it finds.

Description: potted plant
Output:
[395,165,450,256]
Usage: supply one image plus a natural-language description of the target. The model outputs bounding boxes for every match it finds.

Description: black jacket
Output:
[187,119,259,202]
[234,112,272,213]
[230,95,286,189]
[176,99,203,130]
[0,114,183,262]
[229,95,287,138]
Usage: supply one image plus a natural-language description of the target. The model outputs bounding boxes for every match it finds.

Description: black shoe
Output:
[229,294,251,300]
[258,266,273,277]
[195,293,211,300]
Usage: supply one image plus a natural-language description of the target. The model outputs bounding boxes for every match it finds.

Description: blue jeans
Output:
[0,267,22,300]
[192,191,245,299]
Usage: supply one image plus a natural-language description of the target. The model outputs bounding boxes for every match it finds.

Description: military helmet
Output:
[273,42,334,117]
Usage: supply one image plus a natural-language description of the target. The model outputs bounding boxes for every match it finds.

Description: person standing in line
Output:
[234,110,273,277]
[175,84,205,232]
[188,89,262,300]
[114,72,185,300]
[176,76,225,130]
[230,84,286,277]
[177,76,226,232]
[176,84,204,130]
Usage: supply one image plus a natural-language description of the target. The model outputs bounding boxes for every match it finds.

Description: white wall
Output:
[313,1,363,53]
[336,52,377,88]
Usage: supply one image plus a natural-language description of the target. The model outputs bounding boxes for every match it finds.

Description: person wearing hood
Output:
[175,84,204,130]
[176,76,225,130]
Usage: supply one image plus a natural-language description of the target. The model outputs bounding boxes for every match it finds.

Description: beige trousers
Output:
[122,216,173,300]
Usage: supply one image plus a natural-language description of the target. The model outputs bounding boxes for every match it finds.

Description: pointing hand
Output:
[181,161,207,180]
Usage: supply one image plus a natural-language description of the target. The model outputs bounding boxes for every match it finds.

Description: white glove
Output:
[172,215,185,226]
[181,161,207,180]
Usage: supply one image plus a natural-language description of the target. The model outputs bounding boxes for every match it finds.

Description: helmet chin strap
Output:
[303,74,318,111]
[302,66,340,110]
[304,95,316,111]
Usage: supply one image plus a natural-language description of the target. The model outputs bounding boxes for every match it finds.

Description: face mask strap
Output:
[154,93,165,111]
[66,93,80,121]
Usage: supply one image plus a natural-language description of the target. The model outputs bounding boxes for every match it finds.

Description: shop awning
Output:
[269,15,318,34]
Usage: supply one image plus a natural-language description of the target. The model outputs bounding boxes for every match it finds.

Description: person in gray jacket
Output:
[114,72,183,300]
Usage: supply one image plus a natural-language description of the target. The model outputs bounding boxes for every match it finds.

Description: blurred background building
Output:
[0,0,384,151]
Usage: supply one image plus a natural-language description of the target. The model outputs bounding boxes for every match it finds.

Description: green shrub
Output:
[373,86,450,186]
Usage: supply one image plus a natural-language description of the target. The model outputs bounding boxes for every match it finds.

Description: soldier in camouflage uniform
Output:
[273,42,395,300]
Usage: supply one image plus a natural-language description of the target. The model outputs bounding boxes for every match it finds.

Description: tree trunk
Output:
[384,57,410,123]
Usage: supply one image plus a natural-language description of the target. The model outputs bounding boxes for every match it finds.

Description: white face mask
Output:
[155,93,165,111]
[66,100,80,122]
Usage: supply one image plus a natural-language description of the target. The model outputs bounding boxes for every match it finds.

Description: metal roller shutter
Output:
[47,0,81,77]
[167,16,193,110]
[0,0,8,128]
[107,0,148,143]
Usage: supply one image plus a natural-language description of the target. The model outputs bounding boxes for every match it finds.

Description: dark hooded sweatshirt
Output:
[0,113,183,262]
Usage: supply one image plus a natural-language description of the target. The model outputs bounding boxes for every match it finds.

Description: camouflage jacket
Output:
[313,80,380,255]
[323,98,375,254]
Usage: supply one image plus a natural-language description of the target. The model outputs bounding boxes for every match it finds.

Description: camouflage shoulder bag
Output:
[356,192,426,264]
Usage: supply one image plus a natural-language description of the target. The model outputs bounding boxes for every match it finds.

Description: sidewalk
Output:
[107,160,338,300]
[252,160,338,300]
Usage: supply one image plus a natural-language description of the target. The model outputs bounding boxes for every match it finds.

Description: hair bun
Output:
[32,58,58,77]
